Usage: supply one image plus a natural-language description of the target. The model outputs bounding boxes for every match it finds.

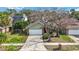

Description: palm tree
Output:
[0,12,11,33]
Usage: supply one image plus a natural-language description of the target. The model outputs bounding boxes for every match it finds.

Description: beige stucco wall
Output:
[0,29,5,33]
[6,28,9,32]
[0,27,9,33]
[2,29,5,33]
[29,23,43,29]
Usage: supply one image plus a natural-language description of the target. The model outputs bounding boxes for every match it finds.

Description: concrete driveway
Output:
[20,35,47,51]
[69,35,79,43]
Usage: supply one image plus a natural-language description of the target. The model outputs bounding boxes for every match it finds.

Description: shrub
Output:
[42,33,49,39]
[13,20,29,34]
[50,32,57,37]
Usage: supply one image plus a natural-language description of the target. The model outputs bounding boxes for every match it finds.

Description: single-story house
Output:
[25,20,44,35]
[25,17,79,35]
[59,17,79,35]
[10,13,28,24]
[66,25,79,35]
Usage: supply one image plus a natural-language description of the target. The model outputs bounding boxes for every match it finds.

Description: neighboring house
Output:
[9,13,28,32]
[0,16,13,33]
[0,27,9,33]
[59,17,79,35]
[10,13,28,24]
[66,24,79,35]
[26,20,44,35]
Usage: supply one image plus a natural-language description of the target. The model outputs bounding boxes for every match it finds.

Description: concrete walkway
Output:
[1,43,79,46]
[69,36,79,43]
[20,35,47,51]
[44,43,79,45]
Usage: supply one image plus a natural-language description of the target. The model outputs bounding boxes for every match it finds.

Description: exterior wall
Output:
[0,29,5,33]
[0,27,9,33]
[0,29,2,33]
[2,29,5,33]
[29,23,43,29]
[6,27,9,32]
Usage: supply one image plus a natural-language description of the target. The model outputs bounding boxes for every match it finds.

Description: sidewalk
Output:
[1,42,79,46]
[44,43,79,45]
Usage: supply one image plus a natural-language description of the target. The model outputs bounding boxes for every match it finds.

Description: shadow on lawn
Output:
[53,44,62,51]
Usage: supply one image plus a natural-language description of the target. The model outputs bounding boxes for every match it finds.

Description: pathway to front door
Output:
[20,35,47,51]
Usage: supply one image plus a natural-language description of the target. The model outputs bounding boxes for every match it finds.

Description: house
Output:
[0,27,9,33]
[25,20,44,35]
[25,17,79,36]
[59,17,79,35]
[66,24,79,35]
[10,13,28,24]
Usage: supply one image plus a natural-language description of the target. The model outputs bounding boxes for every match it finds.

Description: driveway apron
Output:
[20,35,47,51]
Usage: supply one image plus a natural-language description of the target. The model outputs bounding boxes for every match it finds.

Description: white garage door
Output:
[29,29,42,35]
[68,29,79,35]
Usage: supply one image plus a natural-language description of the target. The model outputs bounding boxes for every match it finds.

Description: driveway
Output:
[20,35,47,51]
[69,35,79,43]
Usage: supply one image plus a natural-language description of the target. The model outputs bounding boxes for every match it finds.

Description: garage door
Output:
[29,29,42,35]
[68,29,79,35]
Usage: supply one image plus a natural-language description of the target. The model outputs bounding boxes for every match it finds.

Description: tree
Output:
[28,10,69,36]
[70,9,79,20]
[0,12,11,33]
[6,8,16,14]
[13,20,29,33]
[21,9,32,16]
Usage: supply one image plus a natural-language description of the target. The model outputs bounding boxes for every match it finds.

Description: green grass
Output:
[60,35,74,42]
[50,37,67,43]
[5,34,27,43]
[48,35,74,43]
[0,33,28,43]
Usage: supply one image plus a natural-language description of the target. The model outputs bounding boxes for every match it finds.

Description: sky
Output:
[0,7,79,12]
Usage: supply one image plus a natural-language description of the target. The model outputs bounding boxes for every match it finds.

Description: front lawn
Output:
[49,35,75,43]
[0,33,28,43]
[45,45,79,51]
[60,35,74,42]
[0,33,28,51]
[5,34,27,43]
